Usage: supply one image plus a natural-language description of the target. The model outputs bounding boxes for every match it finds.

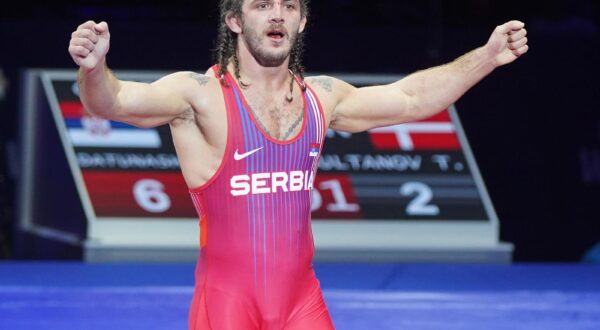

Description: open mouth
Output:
[267,30,285,41]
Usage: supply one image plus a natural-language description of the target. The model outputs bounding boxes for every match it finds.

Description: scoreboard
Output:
[314,110,488,221]
[19,69,509,262]
[53,79,192,219]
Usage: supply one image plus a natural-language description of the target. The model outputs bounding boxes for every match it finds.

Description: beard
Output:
[241,21,298,67]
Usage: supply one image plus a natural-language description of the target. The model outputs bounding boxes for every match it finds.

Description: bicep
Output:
[114,72,195,128]
[331,84,413,133]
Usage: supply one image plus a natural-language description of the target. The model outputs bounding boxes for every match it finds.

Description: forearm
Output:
[397,47,497,120]
[330,21,527,132]
[78,62,123,119]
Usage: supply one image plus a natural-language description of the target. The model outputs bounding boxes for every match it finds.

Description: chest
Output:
[243,89,305,141]
[223,84,326,185]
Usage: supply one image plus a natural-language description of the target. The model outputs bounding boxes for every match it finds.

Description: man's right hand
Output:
[68,21,110,71]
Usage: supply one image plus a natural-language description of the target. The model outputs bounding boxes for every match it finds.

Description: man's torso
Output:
[168,69,335,190]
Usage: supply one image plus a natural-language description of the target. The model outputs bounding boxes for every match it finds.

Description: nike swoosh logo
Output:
[234,147,263,161]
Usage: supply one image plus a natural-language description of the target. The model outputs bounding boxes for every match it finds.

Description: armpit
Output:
[171,107,196,126]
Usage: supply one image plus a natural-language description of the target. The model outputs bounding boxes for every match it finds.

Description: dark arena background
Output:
[0,1,599,329]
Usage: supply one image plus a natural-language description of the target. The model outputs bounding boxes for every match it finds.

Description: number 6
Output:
[133,179,171,213]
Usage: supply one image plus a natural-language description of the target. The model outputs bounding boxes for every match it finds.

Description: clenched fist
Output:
[484,20,529,67]
[68,21,110,71]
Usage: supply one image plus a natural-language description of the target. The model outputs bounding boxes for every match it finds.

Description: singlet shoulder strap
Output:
[210,64,221,76]
[211,64,240,90]
[291,72,307,92]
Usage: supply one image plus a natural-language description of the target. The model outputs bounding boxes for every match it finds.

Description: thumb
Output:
[94,21,109,34]
[498,20,525,34]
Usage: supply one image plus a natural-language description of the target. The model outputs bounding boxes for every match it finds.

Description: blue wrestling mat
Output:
[1,262,599,329]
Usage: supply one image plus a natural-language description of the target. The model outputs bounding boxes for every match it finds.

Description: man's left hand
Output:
[485,20,529,67]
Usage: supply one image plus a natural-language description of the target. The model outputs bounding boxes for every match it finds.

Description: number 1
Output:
[320,179,360,212]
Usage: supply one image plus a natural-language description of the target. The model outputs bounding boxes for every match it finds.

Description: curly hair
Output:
[214,0,309,88]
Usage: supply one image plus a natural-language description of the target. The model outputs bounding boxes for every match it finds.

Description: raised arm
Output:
[324,20,529,133]
[68,21,197,128]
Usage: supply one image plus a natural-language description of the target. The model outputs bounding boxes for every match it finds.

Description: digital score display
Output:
[314,110,488,221]
[48,74,494,223]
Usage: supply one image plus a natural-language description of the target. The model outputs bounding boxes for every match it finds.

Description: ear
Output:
[225,12,242,34]
[298,15,307,34]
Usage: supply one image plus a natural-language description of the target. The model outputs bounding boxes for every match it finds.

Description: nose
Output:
[269,4,285,24]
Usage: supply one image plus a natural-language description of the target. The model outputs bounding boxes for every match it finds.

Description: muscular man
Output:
[68,1,528,329]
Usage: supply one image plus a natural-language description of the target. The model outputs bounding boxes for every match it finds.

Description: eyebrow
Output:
[249,0,297,4]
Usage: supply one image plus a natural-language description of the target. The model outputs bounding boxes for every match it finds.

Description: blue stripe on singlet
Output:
[248,96,265,293]
[259,132,267,298]
[285,134,292,249]
[270,142,276,269]
[290,131,298,262]
[303,110,310,249]
[232,87,258,286]
[235,89,252,245]
[299,145,303,267]
[252,110,261,289]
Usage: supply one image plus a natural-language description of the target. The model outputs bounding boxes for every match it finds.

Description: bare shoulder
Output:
[306,75,355,95]
[306,75,334,93]
[148,71,223,121]
[152,71,218,89]
[152,71,221,102]
[306,75,356,119]
[204,67,217,77]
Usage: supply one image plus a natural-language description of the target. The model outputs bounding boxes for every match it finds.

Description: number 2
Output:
[399,182,440,216]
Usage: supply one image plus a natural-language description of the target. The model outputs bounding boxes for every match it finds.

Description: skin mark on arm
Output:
[173,73,208,125]
[191,73,210,87]
[308,77,333,93]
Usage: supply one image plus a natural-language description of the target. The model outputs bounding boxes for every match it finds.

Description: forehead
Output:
[244,0,300,5]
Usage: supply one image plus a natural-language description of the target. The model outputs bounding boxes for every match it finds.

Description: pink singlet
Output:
[187,66,334,330]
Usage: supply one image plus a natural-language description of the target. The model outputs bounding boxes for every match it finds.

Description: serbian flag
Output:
[309,143,320,157]
[60,101,162,148]
[368,110,460,151]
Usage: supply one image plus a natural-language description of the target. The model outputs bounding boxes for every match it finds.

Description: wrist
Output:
[475,46,500,71]
[80,57,107,76]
